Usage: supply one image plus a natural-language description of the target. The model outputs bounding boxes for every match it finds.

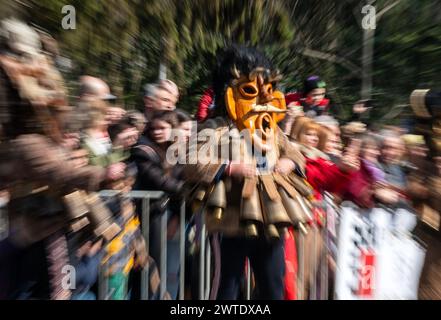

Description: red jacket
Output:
[285,92,330,114]
[305,156,352,201]
[340,160,376,208]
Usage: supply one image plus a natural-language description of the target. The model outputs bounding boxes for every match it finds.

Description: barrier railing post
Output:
[310,225,317,300]
[205,237,211,300]
[179,200,186,300]
[297,231,304,300]
[246,258,251,300]
[98,263,108,300]
[322,225,328,300]
[141,198,150,300]
[199,213,206,300]
[160,210,168,299]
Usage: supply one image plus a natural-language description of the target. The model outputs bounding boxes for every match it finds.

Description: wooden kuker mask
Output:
[225,67,286,146]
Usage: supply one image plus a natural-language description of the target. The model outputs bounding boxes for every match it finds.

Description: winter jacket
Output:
[300,146,351,201]
[130,136,184,217]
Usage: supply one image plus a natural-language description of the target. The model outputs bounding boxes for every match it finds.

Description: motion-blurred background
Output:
[1,0,441,125]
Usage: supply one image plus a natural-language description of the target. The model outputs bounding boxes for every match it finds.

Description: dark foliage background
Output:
[2,0,440,126]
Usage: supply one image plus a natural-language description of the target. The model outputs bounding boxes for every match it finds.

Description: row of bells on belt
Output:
[192,179,312,241]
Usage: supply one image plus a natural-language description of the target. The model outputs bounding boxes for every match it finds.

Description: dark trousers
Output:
[217,236,285,300]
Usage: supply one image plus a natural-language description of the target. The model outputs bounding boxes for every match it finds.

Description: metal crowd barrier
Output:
[0,188,335,301]
[97,190,338,301]
[98,190,217,301]
[99,190,175,300]
[1,188,423,300]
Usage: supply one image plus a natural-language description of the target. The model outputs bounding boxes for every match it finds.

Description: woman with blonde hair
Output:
[317,125,342,162]
[289,116,312,143]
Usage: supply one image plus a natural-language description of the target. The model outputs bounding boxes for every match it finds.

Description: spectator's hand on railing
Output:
[133,237,148,270]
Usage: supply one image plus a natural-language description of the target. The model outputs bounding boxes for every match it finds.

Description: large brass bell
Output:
[266,224,280,241]
[279,188,306,225]
[206,180,227,221]
[288,174,314,198]
[241,183,264,238]
[260,185,291,241]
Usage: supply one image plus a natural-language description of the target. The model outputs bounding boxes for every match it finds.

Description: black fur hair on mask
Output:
[212,45,277,117]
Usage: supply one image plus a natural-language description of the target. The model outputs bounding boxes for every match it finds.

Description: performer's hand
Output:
[228,162,256,179]
[275,158,296,175]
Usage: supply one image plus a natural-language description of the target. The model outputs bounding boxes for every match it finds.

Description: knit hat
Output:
[303,76,327,95]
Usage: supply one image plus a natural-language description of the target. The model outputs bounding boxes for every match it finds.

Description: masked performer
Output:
[184,46,313,300]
